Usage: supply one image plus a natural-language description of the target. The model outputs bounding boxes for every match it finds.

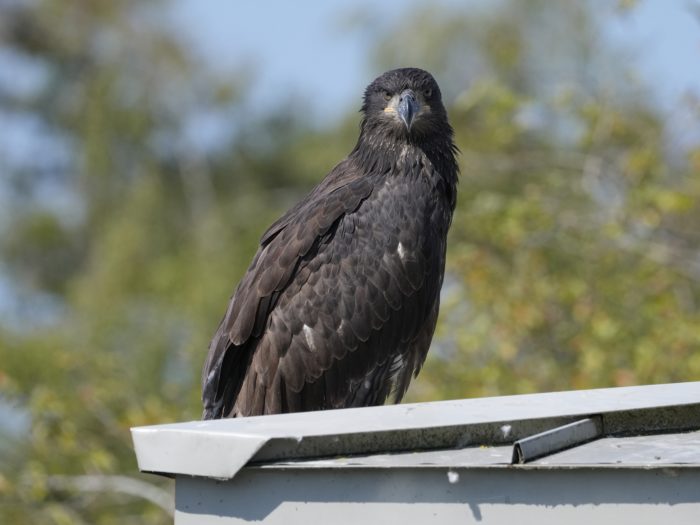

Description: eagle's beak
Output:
[397,89,419,131]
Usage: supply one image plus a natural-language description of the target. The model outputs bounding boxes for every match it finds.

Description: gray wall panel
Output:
[175,467,700,525]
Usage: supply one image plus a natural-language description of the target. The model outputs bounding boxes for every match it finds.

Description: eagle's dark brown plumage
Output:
[202,68,458,418]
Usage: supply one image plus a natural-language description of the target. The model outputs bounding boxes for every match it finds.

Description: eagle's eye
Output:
[382,90,392,101]
[423,88,432,98]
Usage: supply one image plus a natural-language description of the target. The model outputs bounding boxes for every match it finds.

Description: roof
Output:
[266,430,700,470]
[131,381,700,480]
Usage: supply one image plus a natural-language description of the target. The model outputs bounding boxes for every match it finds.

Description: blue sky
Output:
[607,1,700,108]
[171,0,700,127]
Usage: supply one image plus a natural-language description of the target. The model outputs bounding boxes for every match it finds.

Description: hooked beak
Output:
[397,89,419,131]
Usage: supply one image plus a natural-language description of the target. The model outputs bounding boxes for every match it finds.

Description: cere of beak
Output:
[397,89,419,131]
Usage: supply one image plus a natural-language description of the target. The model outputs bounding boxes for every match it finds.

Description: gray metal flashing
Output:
[512,416,603,463]
[131,382,700,479]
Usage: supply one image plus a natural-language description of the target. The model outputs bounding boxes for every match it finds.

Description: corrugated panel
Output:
[262,430,700,470]
[533,430,700,466]
[265,444,514,468]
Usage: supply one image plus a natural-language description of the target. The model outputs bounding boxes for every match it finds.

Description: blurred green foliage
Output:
[0,0,699,523]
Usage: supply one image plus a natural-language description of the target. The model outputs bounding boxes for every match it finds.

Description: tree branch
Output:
[46,475,174,517]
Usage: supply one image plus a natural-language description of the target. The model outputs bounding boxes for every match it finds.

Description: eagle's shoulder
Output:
[260,158,368,246]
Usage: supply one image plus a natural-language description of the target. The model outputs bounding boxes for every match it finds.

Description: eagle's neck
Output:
[350,130,459,194]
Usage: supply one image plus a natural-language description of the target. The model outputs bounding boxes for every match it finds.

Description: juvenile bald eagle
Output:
[202,68,458,418]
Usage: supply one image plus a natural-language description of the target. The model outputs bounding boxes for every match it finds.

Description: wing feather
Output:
[202,161,375,417]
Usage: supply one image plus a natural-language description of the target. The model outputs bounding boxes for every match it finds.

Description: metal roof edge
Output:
[131,427,269,479]
[131,382,700,479]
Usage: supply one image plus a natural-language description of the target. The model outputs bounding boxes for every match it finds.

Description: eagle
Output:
[202,68,458,418]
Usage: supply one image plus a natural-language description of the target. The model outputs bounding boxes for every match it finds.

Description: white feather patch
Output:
[390,353,405,374]
[397,242,407,261]
[303,324,316,352]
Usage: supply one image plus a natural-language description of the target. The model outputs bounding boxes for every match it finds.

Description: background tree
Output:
[0,0,698,523]
[368,1,700,401]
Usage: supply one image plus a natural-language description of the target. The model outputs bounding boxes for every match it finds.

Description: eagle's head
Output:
[360,67,451,144]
